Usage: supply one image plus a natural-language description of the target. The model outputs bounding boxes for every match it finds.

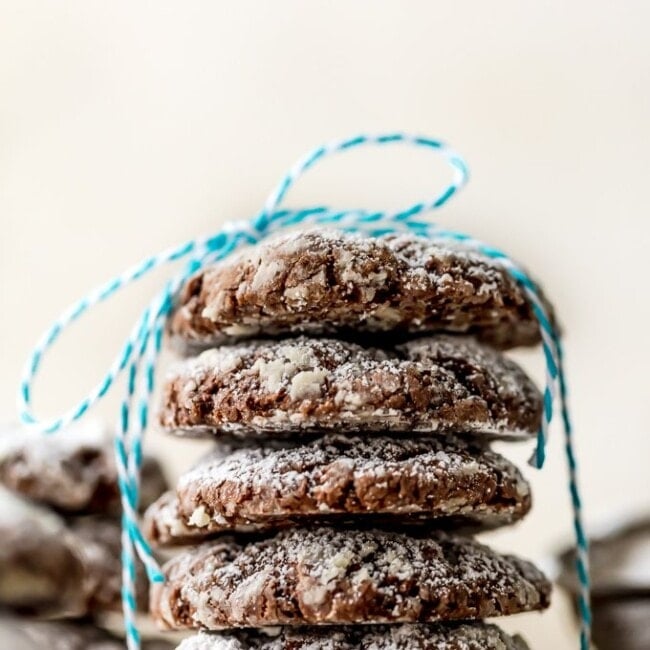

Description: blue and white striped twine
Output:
[17,133,590,649]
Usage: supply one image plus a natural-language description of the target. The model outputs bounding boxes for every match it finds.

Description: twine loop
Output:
[17,133,590,649]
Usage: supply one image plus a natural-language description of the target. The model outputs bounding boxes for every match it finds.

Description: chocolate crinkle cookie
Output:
[558,516,650,650]
[0,420,168,514]
[143,434,531,545]
[174,623,530,650]
[589,599,650,650]
[151,527,550,629]
[69,516,151,613]
[0,487,87,617]
[559,516,650,598]
[0,487,149,617]
[169,229,553,350]
[0,617,175,650]
[160,335,541,439]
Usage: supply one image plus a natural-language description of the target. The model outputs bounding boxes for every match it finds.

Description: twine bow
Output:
[17,133,590,649]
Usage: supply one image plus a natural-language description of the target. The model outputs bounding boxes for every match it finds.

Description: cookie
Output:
[144,435,531,545]
[69,516,150,613]
[0,618,175,650]
[559,516,650,598]
[144,492,524,548]
[0,420,168,514]
[170,229,551,350]
[175,623,530,650]
[590,599,650,650]
[151,527,551,629]
[160,335,541,439]
[558,516,650,650]
[0,487,86,617]
[0,487,148,617]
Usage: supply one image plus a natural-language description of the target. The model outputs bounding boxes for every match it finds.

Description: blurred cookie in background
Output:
[0,420,168,514]
[0,487,151,617]
[588,599,650,650]
[0,616,175,650]
[69,516,151,614]
[0,487,87,618]
[558,515,650,650]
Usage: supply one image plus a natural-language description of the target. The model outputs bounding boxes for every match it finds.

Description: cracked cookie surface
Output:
[170,229,551,350]
[160,335,541,439]
[144,435,531,545]
[151,526,551,629]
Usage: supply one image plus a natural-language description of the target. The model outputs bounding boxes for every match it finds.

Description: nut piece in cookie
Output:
[170,229,553,350]
[144,490,280,546]
[160,335,541,439]
[0,420,168,514]
[144,435,531,546]
[151,526,551,629]
[174,623,530,650]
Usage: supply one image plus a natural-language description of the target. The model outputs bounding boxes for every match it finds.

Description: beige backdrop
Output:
[1,2,649,647]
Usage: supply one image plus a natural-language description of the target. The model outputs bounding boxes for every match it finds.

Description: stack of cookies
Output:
[146,230,553,649]
[0,420,172,649]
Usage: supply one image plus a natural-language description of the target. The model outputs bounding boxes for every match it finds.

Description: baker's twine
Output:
[17,133,590,649]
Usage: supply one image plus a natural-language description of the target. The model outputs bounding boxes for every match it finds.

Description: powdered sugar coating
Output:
[170,229,551,350]
[160,335,541,439]
[0,484,64,533]
[0,421,168,514]
[151,527,550,629]
[0,487,85,616]
[144,435,531,545]
[144,490,279,546]
[175,623,530,650]
[0,488,146,617]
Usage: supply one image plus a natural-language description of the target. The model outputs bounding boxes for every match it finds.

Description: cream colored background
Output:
[1,2,649,647]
